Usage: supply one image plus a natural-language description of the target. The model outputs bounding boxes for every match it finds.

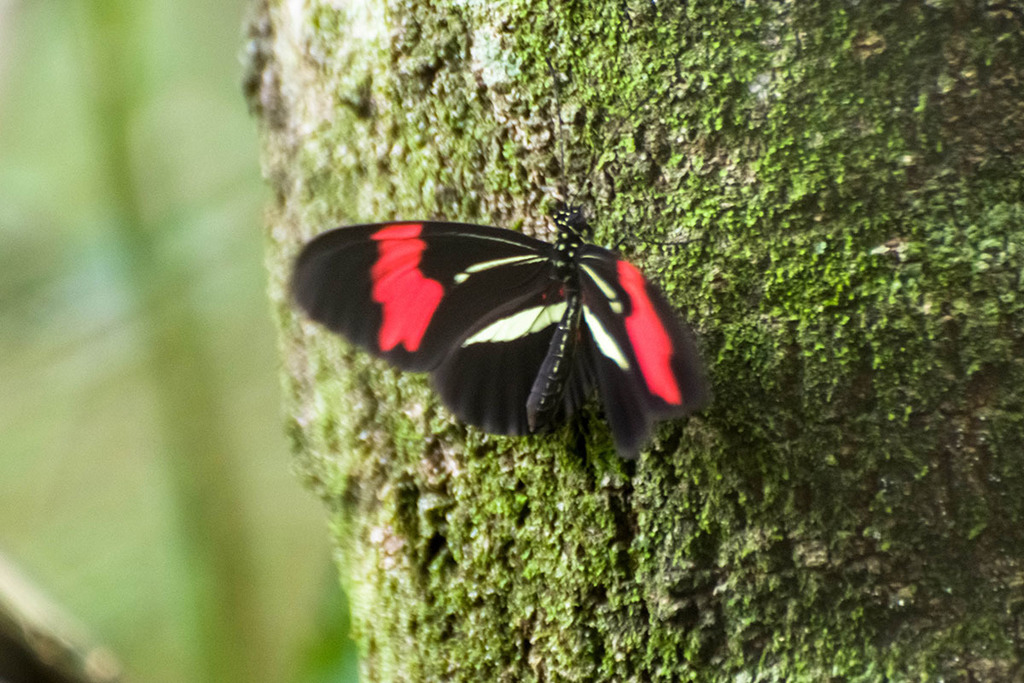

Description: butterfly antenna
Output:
[546,14,667,226]
[545,55,569,206]
[562,93,658,227]
[545,59,591,220]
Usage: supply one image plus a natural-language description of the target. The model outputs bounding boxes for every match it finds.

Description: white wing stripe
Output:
[583,306,630,369]
[454,255,546,283]
[462,302,567,345]
[581,264,624,314]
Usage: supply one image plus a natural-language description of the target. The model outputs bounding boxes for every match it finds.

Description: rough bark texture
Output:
[249,0,1024,680]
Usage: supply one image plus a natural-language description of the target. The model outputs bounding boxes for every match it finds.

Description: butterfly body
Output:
[292,207,708,458]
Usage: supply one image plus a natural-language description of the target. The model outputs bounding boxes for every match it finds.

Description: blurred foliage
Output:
[0,1,358,681]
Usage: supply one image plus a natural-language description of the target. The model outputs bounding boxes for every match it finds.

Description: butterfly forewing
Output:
[577,246,709,457]
[292,222,554,372]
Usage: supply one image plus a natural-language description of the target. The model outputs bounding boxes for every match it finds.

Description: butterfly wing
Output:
[292,222,555,372]
[430,283,595,436]
[577,246,710,457]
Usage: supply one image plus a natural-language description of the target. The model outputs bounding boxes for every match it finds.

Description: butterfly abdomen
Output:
[526,284,583,433]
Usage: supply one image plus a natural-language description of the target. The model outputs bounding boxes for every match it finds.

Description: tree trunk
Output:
[249,0,1024,679]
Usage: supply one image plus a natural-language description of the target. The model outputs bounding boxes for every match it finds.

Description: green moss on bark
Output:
[254,0,1024,679]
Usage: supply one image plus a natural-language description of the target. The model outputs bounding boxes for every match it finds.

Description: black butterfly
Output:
[292,206,709,458]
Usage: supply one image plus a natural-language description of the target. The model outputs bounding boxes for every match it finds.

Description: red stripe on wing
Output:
[617,261,682,405]
[370,224,444,352]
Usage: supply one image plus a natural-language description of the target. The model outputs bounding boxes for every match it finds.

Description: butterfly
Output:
[291,206,709,458]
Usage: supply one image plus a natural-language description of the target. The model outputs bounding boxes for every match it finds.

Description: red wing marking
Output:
[617,261,682,405]
[370,224,444,352]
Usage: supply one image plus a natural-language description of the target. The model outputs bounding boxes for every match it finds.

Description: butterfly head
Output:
[553,205,591,242]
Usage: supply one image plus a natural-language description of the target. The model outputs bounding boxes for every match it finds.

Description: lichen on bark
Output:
[251,0,1024,679]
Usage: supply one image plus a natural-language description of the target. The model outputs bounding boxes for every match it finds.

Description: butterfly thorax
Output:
[551,205,588,283]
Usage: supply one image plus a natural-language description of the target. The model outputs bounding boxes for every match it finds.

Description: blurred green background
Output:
[0,1,358,681]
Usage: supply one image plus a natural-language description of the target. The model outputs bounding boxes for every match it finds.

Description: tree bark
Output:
[249,0,1024,679]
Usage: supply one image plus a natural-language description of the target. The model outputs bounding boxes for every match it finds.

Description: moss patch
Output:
[259,0,1024,679]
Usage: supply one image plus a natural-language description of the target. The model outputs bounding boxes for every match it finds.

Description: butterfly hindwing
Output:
[431,281,591,435]
[292,222,555,372]
[577,246,710,457]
